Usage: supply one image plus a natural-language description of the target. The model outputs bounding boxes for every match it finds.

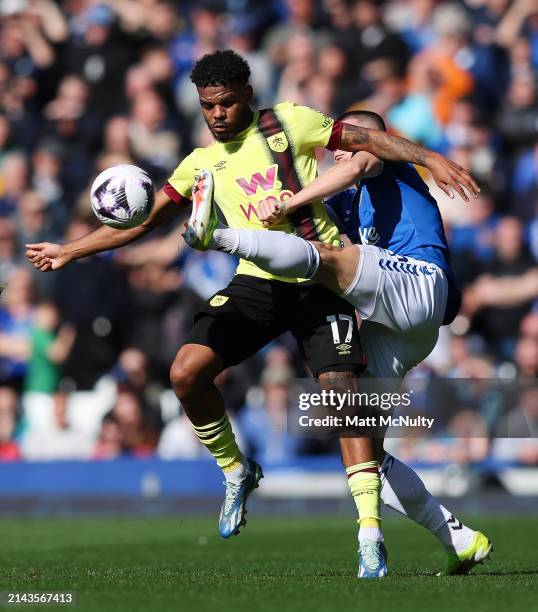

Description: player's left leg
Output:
[339,436,388,578]
[359,320,493,575]
[285,281,386,578]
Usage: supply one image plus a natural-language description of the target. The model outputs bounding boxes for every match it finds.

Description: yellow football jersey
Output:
[167,102,341,282]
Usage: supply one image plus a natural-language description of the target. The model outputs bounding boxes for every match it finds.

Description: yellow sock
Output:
[346,461,381,527]
[192,414,244,471]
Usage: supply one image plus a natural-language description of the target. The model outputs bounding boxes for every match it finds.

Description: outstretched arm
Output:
[257,152,382,226]
[26,189,189,272]
[338,123,479,201]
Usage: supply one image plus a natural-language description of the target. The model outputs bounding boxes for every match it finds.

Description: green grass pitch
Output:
[0,515,536,612]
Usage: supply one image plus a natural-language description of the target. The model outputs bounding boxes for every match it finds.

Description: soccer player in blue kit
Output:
[185,110,492,577]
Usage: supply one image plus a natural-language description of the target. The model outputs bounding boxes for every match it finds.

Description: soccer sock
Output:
[192,414,246,484]
[380,454,475,553]
[211,228,320,278]
[346,461,383,543]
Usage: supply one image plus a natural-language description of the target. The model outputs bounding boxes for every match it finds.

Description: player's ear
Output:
[243,85,253,101]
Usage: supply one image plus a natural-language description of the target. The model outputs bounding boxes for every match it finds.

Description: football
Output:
[90,165,154,229]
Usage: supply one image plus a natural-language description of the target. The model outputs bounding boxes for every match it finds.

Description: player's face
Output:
[334,149,354,164]
[197,84,254,142]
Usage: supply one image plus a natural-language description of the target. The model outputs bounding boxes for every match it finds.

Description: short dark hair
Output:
[190,50,251,89]
[338,110,386,131]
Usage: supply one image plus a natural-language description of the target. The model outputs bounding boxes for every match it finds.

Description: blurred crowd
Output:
[0,0,536,466]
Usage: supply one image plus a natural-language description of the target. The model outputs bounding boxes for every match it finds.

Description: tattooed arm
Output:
[338,123,479,202]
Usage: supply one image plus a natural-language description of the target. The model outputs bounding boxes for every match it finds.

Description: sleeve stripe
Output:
[164,182,191,207]
[326,120,344,151]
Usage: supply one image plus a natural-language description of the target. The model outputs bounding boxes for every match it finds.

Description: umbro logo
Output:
[214,160,227,171]
[336,343,352,355]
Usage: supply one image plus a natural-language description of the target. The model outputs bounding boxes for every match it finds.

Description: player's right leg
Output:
[184,180,492,571]
[380,452,492,575]
[340,437,388,578]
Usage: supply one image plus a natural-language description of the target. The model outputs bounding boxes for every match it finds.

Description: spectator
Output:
[493,385,538,464]
[95,115,134,172]
[0,386,21,461]
[238,349,302,463]
[169,2,223,85]
[317,42,364,115]
[30,140,67,217]
[15,190,61,249]
[341,0,410,75]
[510,142,538,223]
[497,75,538,151]
[0,114,14,164]
[109,389,159,456]
[361,56,442,148]
[450,190,500,284]
[496,0,538,71]
[514,335,538,378]
[112,347,163,421]
[127,89,181,181]
[93,411,124,460]
[0,152,29,218]
[63,3,136,116]
[278,33,320,104]
[0,219,19,282]
[139,44,176,109]
[52,217,131,390]
[24,301,75,396]
[414,3,475,125]
[387,0,437,54]
[0,267,34,389]
[43,75,103,201]
[466,217,536,358]
[264,0,326,71]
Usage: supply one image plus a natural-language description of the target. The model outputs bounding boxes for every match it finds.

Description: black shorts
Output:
[184,275,366,376]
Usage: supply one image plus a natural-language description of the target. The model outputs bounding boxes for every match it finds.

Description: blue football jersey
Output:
[325,162,454,276]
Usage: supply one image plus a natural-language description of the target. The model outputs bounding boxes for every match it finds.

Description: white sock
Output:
[210,227,240,252]
[223,460,248,486]
[359,526,384,544]
[211,228,320,278]
[380,454,475,554]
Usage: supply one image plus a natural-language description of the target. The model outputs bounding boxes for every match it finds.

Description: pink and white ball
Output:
[90,165,154,229]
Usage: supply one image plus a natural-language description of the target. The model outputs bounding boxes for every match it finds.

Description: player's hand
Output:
[25,242,70,272]
[426,152,480,202]
[258,198,287,227]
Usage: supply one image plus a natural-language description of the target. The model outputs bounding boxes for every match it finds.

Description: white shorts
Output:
[343,245,449,380]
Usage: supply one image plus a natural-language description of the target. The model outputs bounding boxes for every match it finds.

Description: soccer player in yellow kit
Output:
[26,50,478,578]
